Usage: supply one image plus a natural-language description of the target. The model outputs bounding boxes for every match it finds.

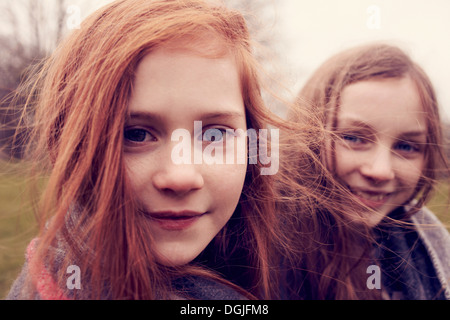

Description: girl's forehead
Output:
[337,77,427,134]
[128,43,245,128]
[157,31,233,59]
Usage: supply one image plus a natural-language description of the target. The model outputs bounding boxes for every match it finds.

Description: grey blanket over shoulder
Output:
[6,205,249,300]
[411,207,450,299]
[6,258,248,300]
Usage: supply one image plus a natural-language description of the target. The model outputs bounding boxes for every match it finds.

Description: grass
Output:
[0,159,39,299]
[0,158,448,299]
[427,181,450,228]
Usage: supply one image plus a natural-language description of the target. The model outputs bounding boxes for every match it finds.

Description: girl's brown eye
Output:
[124,128,155,142]
[202,128,225,142]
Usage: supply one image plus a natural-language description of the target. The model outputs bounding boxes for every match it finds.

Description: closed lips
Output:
[148,211,205,219]
[146,210,207,231]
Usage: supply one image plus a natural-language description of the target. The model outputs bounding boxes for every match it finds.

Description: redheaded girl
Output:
[6,0,287,300]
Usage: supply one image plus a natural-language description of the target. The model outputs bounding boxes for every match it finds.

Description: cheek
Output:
[206,163,247,206]
[324,136,356,176]
[206,136,248,203]
[220,164,247,191]
[396,158,425,186]
[333,145,358,178]
[123,155,150,192]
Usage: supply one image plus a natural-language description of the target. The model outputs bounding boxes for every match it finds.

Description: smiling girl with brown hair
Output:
[288,43,450,299]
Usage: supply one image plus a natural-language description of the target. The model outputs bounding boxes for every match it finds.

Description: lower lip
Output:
[150,215,203,231]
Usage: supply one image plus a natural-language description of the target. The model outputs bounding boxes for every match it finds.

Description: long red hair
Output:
[20,0,286,299]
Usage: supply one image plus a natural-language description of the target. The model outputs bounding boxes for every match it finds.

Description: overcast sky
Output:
[6,0,448,121]
[86,0,450,120]
[277,0,450,121]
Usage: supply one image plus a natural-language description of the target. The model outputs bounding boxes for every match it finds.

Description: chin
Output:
[348,208,389,228]
[154,244,206,267]
[366,213,387,228]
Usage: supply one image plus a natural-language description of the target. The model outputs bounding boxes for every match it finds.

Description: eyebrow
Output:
[338,119,427,139]
[398,131,427,140]
[127,110,245,122]
[127,111,163,123]
[199,111,245,121]
[336,119,375,131]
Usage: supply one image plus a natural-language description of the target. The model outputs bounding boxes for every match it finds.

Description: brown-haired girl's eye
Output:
[342,134,363,144]
[395,141,422,154]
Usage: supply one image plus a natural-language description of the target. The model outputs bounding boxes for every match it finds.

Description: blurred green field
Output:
[426,181,450,228]
[0,159,39,299]
[0,159,449,299]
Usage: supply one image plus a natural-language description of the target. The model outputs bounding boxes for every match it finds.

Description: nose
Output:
[360,146,395,183]
[152,162,204,196]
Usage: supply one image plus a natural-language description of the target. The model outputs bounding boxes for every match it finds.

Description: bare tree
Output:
[0,0,93,158]
[225,1,283,55]
[0,0,288,158]
[0,0,80,87]
[224,0,291,117]
[445,123,450,169]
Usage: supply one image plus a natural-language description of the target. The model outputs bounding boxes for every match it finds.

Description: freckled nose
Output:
[360,147,395,183]
[152,163,204,195]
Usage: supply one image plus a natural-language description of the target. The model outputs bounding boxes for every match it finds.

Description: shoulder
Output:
[5,238,69,300]
[173,276,249,300]
[5,262,31,300]
[409,206,450,255]
[409,206,450,299]
[5,239,41,300]
[410,207,450,243]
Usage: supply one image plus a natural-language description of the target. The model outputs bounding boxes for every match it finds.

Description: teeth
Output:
[353,191,387,201]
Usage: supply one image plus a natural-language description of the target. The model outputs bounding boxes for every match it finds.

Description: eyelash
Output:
[394,141,422,154]
[124,128,156,144]
[123,126,236,145]
[339,133,423,154]
[339,133,373,148]
[201,127,237,144]
[342,134,365,144]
